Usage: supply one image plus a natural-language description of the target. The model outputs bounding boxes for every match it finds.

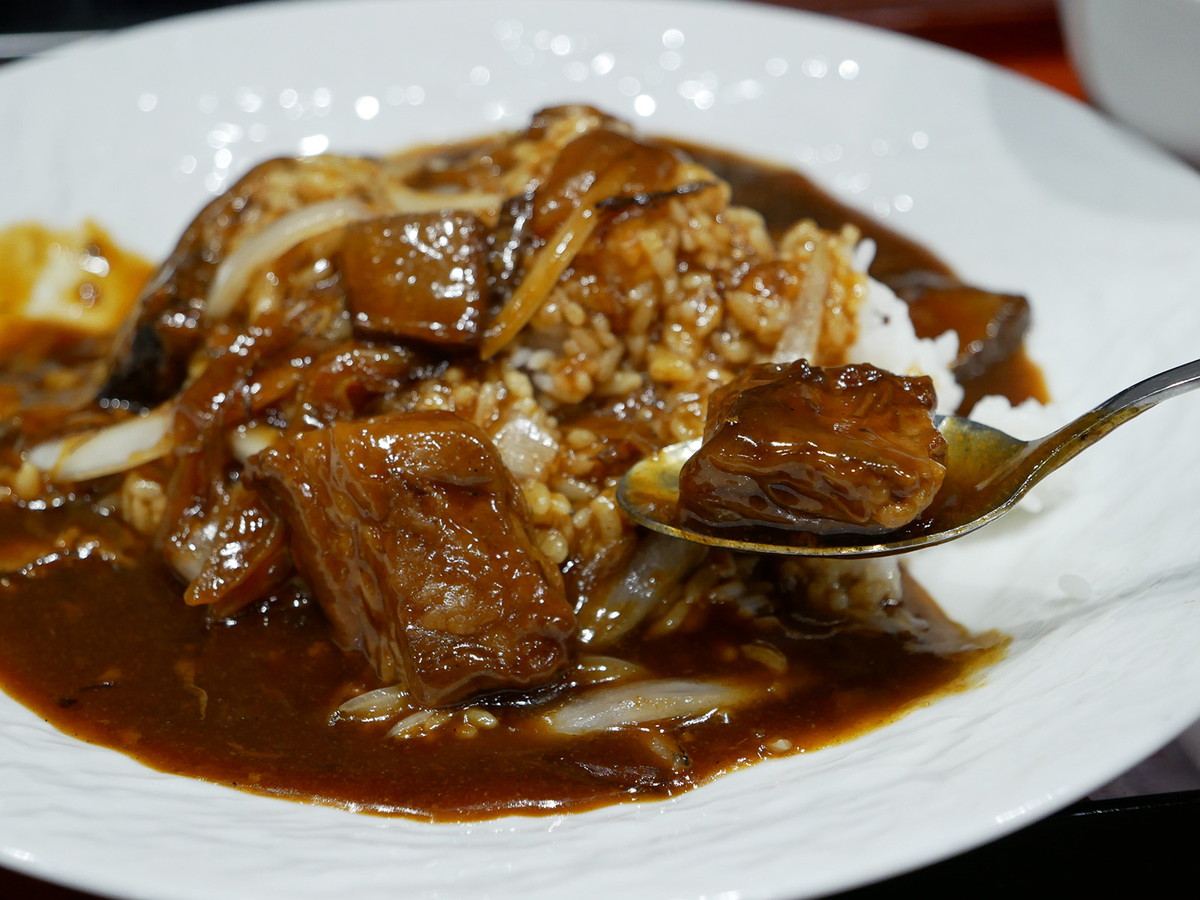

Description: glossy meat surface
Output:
[251,411,573,706]
[342,212,489,347]
[98,156,400,407]
[678,360,948,534]
[893,275,1031,385]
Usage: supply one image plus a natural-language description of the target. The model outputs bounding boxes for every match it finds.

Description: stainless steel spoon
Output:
[617,357,1200,558]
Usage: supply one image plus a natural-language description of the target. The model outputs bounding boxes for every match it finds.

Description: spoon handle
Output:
[1015,356,1200,492]
[1096,356,1200,415]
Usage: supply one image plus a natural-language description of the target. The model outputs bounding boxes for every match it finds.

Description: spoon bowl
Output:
[617,357,1200,558]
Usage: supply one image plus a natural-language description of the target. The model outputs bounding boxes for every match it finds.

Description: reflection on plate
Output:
[2,2,1200,898]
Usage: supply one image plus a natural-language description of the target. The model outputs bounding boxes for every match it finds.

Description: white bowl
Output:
[4,3,1200,899]
[1059,0,1200,164]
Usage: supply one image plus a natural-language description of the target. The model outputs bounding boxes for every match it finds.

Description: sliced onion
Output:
[771,236,829,364]
[479,163,649,360]
[228,424,283,464]
[26,403,174,482]
[576,532,705,647]
[381,151,502,216]
[335,685,411,722]
[573,654,649,685]
[387,709,452,739]
[385,184,502,217]
[542,679,749,735]
[204,198,374,322]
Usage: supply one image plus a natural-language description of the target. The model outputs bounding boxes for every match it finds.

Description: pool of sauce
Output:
[0,504,1000,819]
[0,140,1031,821]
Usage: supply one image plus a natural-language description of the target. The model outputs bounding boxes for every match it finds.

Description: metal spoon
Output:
[617,357,1200,558]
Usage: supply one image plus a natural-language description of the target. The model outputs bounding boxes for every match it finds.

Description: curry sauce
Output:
[0,505,1002,818]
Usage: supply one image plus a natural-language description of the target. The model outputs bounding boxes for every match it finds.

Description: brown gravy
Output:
[0,138,1027,821]
[0,504,1000,818]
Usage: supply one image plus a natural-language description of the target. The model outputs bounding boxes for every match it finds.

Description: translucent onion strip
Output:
[386,185,502,218]
[228,424,283,464]
[381,150,502,217]
[576,533,705,647]
[387,709,453,739]
[335,684,411,722]
[542,679,749,735]
[573,654,649,686]
[479,164,642,360]
[204,198,374,323]
[771,237,830,365]
[26,403,174,482]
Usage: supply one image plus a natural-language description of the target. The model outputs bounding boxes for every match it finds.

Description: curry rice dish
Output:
[0,106,1037,819]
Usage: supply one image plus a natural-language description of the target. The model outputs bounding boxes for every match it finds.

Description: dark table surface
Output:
[2,2,1197,898]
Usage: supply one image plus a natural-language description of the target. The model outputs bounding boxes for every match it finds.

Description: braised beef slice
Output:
[250,411,573,706]
[530,127,683,240]
[488,190,538,311]
[890,274,1030,385]
[678,360,947,534]
[176,481,292,619]
[99,159,305,408]
[341,213,489,347]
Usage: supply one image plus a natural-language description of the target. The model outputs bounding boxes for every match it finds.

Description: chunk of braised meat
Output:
[166,478,292,619]
[341,213,489,347]
[100,156,393,408]
[250,411,574,707]
[488,190,537,310]
[678,360,947,534]
[530,126,683,240]
[889,273,1030,385]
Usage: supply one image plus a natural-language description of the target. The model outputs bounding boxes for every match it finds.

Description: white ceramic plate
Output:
[3,2,1200,898]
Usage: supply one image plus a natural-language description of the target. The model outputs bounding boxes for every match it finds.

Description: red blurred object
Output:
[758,0,1085,98]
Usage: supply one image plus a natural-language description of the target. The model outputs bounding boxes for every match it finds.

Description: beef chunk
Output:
[488,190,537,310]
[171,481,291,619]
[678,360,947,535]
[341,213,489,347]
[101,156,394,408]
[250,411,573,706]
[891,274,1030,385]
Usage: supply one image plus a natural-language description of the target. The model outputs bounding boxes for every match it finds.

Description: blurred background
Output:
[0,0,1069,64]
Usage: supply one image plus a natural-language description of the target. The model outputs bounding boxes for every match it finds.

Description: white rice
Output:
[847,273,964,415]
